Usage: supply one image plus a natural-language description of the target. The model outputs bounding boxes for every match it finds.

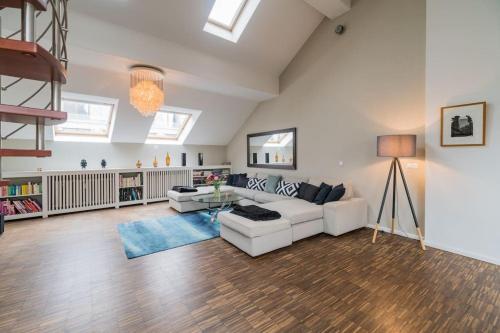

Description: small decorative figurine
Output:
[153,156,158,168]
[165,152,171,167]
[275,152,279,163]
[136,160,142,169]
[101,159,107,169]
[198,153,204,166]
[80,159,87,169]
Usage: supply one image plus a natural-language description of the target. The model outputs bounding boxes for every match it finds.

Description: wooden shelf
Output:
[0,0,48,11]
[0,149,51,157]
[0,38,66,83]
[4,212,43,221]
[0,104,67,125]
[0,193,42,199]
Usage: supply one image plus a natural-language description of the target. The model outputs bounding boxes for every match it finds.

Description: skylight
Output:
[148,112,191,140]
[54,93,117,143]
[208,0,247,31]
[146,106,202,145]
[204,0,261,43]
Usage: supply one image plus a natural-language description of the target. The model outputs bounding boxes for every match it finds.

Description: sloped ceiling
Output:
[0,0,351,145]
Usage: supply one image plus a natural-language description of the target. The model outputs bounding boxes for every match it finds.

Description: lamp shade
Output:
[377,135,416,157]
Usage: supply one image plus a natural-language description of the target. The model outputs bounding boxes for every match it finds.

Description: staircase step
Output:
[0,38,66,83]
[0,0,48,11]
[0,149,51,157]
[0,104,67,125]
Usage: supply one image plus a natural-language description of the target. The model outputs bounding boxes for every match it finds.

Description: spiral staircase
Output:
[0,0,68,185]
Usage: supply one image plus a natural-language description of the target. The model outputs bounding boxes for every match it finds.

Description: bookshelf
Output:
[118,172,144,205]
[0,176,43,221]
[0,166,227,221]
[192,165,231,188]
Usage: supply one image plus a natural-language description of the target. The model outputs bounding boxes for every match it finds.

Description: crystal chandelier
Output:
[129,65,165,116]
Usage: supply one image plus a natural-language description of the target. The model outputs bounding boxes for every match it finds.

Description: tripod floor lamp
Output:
[372,135,426,250]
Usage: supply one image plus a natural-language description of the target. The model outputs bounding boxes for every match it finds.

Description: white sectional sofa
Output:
[167,176,368,257]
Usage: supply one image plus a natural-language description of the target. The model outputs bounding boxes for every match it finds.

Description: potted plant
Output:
[206,173,222,197]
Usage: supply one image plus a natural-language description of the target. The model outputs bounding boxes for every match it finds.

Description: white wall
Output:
[425,0,500,264]
[2,140,226,171]
[228,0,426,235]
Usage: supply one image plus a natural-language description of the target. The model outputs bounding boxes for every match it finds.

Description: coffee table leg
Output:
[210,202,232,223]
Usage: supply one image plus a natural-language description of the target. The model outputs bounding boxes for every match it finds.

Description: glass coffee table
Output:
[192,192,242,223]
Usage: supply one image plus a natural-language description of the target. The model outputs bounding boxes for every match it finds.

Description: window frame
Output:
[203,0,261,43]
[207,0,247,32]
[145,106,202,145]
[147,111,192,141]
[53,92,118,143]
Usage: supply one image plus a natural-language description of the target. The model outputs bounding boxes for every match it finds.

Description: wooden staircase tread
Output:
[0,0,48,11]
[0,38,66,83]
[0,149,51,157]
[0,104,67,125]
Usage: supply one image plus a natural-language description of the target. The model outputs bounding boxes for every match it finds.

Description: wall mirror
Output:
[247,128,297,170]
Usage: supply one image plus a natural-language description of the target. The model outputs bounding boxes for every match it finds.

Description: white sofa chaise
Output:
[167,177,368,257]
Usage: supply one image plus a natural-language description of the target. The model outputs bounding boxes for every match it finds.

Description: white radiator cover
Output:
[3,166,203,219]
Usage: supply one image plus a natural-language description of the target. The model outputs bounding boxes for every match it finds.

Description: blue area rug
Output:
[117,211,220,259]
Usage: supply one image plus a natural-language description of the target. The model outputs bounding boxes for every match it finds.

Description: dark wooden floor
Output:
[0,203,498,333]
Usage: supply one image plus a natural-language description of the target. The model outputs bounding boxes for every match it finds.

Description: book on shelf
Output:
[0,182,42,197]
[119,187,143,202]
[119,175,142,188]
[0,198,42,215]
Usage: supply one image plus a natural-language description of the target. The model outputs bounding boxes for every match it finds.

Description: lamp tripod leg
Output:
[373,159,395,244]
[395,158,426,250]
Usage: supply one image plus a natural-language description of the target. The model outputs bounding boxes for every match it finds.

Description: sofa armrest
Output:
[323,198,367,236]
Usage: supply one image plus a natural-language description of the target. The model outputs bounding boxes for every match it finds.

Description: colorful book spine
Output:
[0,183,42,197]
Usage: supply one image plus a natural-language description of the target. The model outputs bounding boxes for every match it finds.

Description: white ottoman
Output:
[218,211,292,257]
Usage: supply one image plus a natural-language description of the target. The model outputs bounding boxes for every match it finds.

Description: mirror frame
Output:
[247,127,297,170]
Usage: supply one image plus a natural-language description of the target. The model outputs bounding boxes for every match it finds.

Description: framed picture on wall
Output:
[441,102,486,147]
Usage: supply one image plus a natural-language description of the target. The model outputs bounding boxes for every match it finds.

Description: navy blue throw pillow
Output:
[323,184,346,204]
[297,182,321,203]
[235,175,249,188]
[313,182,333,205]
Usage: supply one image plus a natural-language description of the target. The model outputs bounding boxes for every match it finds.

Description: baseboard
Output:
[367,224,499,266]
[367,224,419,240]
[424,240,499,266]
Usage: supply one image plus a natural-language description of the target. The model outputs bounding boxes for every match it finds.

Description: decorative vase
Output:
[136,160,142,168]
[153,156,158,168]
[181,153,187,166]
[275,152,279,163]
[165,152,171,167]
[214,183,221,198]
[198,153,203,166]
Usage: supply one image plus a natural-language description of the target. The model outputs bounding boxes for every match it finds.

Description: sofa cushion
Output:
[276,180,300,197]
[218,212,290,238]
[168,186,232,202]
[254,192,292,204]
[233,187,259,200]
[323,184,346,204]
[265,175,282,193]
[297,182,320,203]
[260,199,323,225]
[308,178,353,201]
[246,177,267,191]
[313,183,333,205]
[235,175,250,188]
[227,173,246,186]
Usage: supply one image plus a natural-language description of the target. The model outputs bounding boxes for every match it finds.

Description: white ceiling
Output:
[70,0,324,76]
[0,0,352,146]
